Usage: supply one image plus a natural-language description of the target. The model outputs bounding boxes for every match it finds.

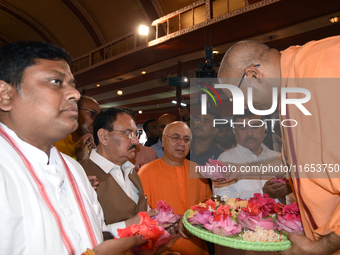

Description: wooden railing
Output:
[71,0,261,74]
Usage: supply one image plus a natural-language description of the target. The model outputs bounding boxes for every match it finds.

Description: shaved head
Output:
[218,41,269,79]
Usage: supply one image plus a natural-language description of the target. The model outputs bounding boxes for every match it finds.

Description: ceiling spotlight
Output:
[138,110,142,114]
[96,84,100,87]
[117,90,123,96]
[329,16,339,23]
[139,25,149,35]
[141,70,147,74]
[183,77,188,83]
[171,100,187,107]
[213,50,219,55]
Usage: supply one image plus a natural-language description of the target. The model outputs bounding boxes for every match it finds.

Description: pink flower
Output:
[203,215,242,237]
[272,178,289,184]
[152,200,180,224]
[277,215,303,234]
[188,210,212,225]
[199,159,226,180]
[237,210,277,231]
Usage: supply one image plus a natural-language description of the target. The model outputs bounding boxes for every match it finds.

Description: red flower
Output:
[213,205,231,221]
[118,212,169,251]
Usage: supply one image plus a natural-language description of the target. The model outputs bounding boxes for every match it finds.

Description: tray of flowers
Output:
[183,193,303,251]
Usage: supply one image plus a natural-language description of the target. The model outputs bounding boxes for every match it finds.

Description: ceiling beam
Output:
[59,0,106,47]
[0,0,58,45]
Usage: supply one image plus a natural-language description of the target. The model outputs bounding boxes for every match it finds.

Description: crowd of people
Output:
[1,36,340,255]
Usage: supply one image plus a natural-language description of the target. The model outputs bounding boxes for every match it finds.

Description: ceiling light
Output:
[117,90,123,96]
[138,110,142,114]
[139,25,149,35]
[96,84,100,87]
[141,70,147,74]
[171,100,187,107]
[213,50,219,55]
[329,16,339,23]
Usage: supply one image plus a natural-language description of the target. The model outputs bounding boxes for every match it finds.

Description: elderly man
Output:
[139,121,212,255]
[215,113,291,202]
[0,41,145,254]
[218,37,340,255]
[55,95,100,162]
[150,113,176,158]
[81,108,157,238]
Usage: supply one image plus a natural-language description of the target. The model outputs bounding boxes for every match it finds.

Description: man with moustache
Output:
[81,108,156,238]
[139,121,212,255]
[214,124,236,151]
[55,95,100,162]
[215,113,291,201]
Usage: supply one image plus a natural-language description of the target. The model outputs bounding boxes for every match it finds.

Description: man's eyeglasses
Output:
[238,64,260,88]
[80,108,98,120]
[112,129,143,139]
[164,135,191,144]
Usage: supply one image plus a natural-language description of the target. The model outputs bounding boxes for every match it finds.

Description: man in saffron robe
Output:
[218,36,340,255]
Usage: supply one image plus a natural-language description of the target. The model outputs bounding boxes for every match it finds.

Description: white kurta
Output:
[214,143,279,200]
[0,123,104,254]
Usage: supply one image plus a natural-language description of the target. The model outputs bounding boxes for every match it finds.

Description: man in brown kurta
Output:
[81,108,151,238]
[218,37,340,254]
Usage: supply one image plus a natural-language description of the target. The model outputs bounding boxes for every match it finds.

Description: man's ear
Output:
[0,82,13,112]
[97,128,108,146]
[244,65,263,83]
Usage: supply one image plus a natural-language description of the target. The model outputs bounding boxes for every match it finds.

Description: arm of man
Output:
[282,232,340,255]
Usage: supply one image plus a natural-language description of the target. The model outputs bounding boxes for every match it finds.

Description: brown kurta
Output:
[280,36,340,248]
[81,158,147,225]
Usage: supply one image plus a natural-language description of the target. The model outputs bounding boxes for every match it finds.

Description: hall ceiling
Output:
[1,0,339,123]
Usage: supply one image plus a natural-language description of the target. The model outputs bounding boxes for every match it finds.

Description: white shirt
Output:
[0,123,104,255]
[214,143,280,200]
[150,139,163,158]
[89,150,139,237]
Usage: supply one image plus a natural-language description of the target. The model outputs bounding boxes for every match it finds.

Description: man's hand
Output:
[281,232,340,255]
[125,210,159,227]
[88,175,99,190]
[92,235,146,255]
[263,179,292,200]
[75,133,96,162]
[177,216,192,239]
[178,108,190,120]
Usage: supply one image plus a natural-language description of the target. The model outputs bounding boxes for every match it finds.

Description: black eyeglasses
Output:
[80,108,98,120]
[238,64,260,88]
[112,129,143,139]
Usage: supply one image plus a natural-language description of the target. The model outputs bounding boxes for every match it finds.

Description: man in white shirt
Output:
[0,41,151,254]
[214,113,292,202]
[81,108,158,238]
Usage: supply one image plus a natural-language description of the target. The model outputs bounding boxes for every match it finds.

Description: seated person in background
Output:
[215,113,292,203]
[143,118,159,147]
[151,113,176,158]
[81,108,156,238]
[0,41,146,255]
[55,95,100,162]
[139,121,212,255]
[214,123,236,151]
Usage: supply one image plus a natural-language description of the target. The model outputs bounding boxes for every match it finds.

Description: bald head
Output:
[162,121,191,165]
[218,41,269,79]
[157,113,176,138]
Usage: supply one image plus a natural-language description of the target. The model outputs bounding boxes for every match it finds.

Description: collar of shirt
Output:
[236,143,270,159]
[1,123,49,165]
[89,149,134,176]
